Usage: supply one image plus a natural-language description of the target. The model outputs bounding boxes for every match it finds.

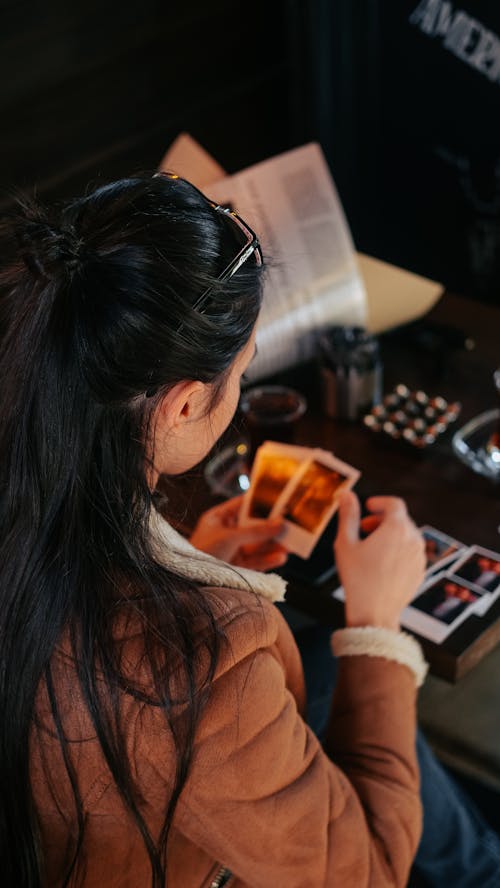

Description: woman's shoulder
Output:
[204,584,282,636]
[205,584,295,667]
[50,582,292,685]
[116,583,293,681]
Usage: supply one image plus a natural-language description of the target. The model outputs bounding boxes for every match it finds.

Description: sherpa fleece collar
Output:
[149,508,287,604]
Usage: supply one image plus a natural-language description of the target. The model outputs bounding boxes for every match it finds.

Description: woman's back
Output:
[31,570,422,888]
[1,172,429,887]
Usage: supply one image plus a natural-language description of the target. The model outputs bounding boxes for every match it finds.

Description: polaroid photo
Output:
[448,545,500,616]
[401,572,481,644]
[271,449,361,559]
[419,525,466,576]
[239,441,311,523]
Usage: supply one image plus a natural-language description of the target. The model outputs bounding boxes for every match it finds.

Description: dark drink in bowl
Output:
[239,385,307,462]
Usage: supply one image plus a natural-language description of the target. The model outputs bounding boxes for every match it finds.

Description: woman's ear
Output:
[158,379,209,432]
[148,379,213,481]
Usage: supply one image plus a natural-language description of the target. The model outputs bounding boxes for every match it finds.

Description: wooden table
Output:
[275,291,500,682]
[160,290,500,789]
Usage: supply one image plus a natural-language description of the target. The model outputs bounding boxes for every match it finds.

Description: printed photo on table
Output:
[451,546,500,595]
[412,576,479,625]
[401,571,482,644]
[420,525,465,575]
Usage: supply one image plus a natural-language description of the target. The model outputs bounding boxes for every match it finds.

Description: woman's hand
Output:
[189,496,288,572]
[334,491,426,631]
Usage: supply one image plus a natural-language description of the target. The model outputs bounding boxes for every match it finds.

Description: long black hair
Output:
[0,173,264,886]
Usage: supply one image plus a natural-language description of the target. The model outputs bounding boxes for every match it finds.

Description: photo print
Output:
[401,573,482,643]
[448,545,500,615]
[239,442,360,559]
[451,546,500,595]
[239,442,310,522]
[281,461,349,532]
[272,449,360,559]
[420,525,465,575]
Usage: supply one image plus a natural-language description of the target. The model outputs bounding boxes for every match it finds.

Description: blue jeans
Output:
[277,603,500,888]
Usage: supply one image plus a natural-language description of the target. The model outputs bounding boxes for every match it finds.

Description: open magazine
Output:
[160,137,367,383]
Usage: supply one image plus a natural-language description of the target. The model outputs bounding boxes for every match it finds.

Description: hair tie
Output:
[15,222,86,282]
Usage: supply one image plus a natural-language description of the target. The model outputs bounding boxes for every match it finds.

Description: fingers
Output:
[230,519,285,547]
[205,496,244,527]
[364,496,408,518]
[236,543,288,572]
[360,514,381,535]
[340,496,408,537]
[335,491,361,545]
[222,494,244,515]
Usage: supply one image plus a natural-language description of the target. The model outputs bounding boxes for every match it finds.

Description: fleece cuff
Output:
[331,626,428,688]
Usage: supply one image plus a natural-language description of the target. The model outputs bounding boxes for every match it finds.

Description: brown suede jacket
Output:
[31,586,422,888]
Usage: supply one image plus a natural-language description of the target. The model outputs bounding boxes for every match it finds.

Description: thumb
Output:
[335,491,361,545]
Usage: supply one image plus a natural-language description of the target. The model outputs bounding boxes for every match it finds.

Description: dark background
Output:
[2,0,500,306]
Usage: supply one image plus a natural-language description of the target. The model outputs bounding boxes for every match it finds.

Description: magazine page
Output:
[159,135,442,362]
[204,143,367,382]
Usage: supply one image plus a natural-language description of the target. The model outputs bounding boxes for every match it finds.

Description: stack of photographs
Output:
[239,441,361,559]
[402,527,500,643]
[332,525,500,644]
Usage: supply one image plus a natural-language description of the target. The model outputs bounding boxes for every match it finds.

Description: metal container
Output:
[317,326,383,420]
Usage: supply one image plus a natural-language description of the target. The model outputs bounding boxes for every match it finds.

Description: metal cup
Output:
[317,326,383,420]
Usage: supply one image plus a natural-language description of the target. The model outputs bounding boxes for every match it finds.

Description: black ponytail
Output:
[0,174,264,886]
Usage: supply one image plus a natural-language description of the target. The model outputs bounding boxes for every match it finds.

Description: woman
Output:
[0,172,494,887]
